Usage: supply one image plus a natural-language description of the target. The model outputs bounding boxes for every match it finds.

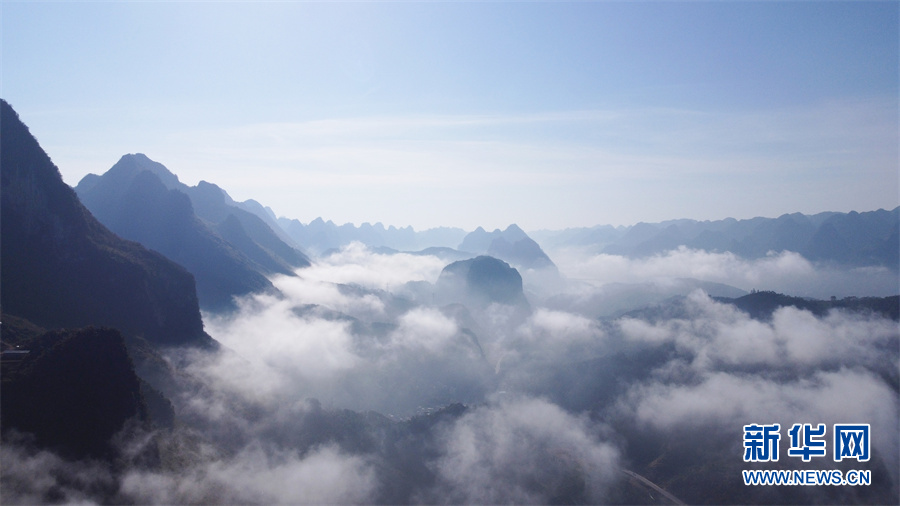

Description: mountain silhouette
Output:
[75,154,309,311]
[278,216,467,256]
[1,326,150,460]
[536,209,899,269]
[459,224,557,271]
[187,178,310,271]
[436,256,529,307]
[1,99,211,347]
[76,153,309,273]
[719,291,900,321]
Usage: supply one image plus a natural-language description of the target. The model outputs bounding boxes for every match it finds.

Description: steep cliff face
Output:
[0,99,212,347]
[1,327,150,460]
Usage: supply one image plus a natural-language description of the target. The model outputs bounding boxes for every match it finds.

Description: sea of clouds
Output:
[3,243,897,504]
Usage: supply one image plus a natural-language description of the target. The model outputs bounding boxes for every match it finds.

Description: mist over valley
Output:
[2,98,898,504]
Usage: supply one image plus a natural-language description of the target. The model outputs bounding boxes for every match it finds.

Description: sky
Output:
[2,1,897,231]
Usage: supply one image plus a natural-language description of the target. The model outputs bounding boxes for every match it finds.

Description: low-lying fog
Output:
[5,243,898,504]
[551,245,899,299]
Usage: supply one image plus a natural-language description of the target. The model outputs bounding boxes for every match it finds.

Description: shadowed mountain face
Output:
[0,100,211,347]
[76,164,274,312]
[75,153,310,312]
[719,291,900,322]
[436,256,528,307]
[0,327,149,460]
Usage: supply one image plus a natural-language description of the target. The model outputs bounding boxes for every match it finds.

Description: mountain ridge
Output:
[75,154,310,311]
[1,99,213,347]
[278,216,468,255]
[531,208,900,269]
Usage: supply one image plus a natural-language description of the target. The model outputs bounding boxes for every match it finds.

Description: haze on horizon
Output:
[2,1,897,231]
[2,92,899,504]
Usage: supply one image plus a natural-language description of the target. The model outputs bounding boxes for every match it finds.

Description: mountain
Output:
[186,178,310,271]
[1,326,150,460]
[435,256,529,307]
[75,154,309,311]
[459,224,557,271]
[621,291,899,323]
[459,225,527,253]
[1,99,212,347]
[530,224,625,250]
[802,210,900,266]
[278,216,467,256]
[231,197,301,250]
[717,291,900,321]
[76,161,273,312]
[535,209,900,269]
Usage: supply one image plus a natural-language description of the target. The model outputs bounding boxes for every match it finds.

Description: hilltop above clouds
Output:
[2,99,897,505]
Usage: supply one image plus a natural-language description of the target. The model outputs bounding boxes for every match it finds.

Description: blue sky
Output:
[2,1,897,231]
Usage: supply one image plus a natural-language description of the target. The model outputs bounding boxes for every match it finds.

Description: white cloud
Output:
[201,293,360,401]
[627,369,896,432]
[299,242,446,290]
[5,243,896,505]
[429,396,620,505]
[525,308,595,341]
[51,97,893,230]
[553,246,897,298]
[616,290,899,371]
[196,246,493,415]
[613,292,900,483]
[623,368,899,483]
[120,444,377,505]
[390,307,459,352]
[0,437,115,505]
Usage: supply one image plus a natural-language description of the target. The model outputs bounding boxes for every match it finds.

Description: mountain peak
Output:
[111,153,182,190]
[75,155,311,311]
[457,224,555,271]
[435,255,528,307]
[502,224,528,242]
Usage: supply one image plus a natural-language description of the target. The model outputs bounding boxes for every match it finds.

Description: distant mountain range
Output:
[621,290,900,323]
[533,209,900,269]
[294,221,559,275]
[3,98,898,505]
[720,291,900,321]
[75,154,310,312]
[278,216,467,255]
[277,209,898,276]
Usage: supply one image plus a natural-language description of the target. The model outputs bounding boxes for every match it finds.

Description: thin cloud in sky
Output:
[3,2,896,230]
[119,97,896,230]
